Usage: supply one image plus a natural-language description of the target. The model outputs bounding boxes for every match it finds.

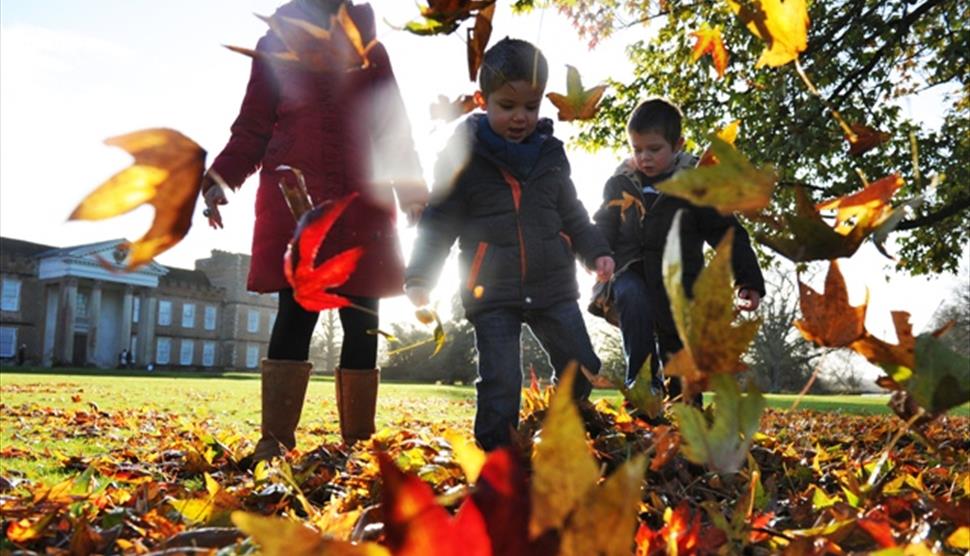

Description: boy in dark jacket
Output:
[594,98,765,402]
[405,38,615,450]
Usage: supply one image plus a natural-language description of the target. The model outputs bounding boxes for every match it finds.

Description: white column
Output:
[119,286,133,354]
[86,281,102,365]
[56,278,78,364]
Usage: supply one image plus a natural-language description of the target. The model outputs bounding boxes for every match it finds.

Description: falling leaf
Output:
[226,4,378,72]
[757,182,898,262]
[546,65,607,122]
[559,454,648,556]
[900,332,970,415]
[816,174,903,234]
[850,310,916,371]
[794,261,868,347]
[656,136,776,215]
[232,512,388,556]
[871,196,923,259]
[529,366,600,538]
[620,357,664,420]
[466,3,495,81]
[697,120,740,166]
[690,23,729,77]
[69,128,205,269]
[606,191,646,223]
[847,123,891,156]
[366,329,400,343]
[673,374,765,474]
[403,0,496,36]
[430,94,478,122]
[283,194,364,311]
[378,452,492,556]
[726,0,809,67]
[663,215,761,383]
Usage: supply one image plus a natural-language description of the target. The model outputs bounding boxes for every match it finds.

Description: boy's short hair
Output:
[479,38,548,97]
[627,98,683,145]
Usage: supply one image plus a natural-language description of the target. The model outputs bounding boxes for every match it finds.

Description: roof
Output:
[0,236,56,259]
[161,266,213,288]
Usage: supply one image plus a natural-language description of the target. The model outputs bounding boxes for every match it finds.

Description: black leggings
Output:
[267,289,379,369]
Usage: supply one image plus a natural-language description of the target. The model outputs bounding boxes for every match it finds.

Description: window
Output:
[269,311,277,331]
[76,291,89,319]
[158,300,172,326]
[181,303,196,328]
[0,327,16,357]
[1,278,21,311]
[156,337,171,364]
[202,341,216,367]
[247,309,260,333]
[132,297,140,323]
[204,305,217,330]
[246,344,260,368]
[180,340,194,365]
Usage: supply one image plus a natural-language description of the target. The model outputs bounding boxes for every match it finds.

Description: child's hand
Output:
[201,172,228,230]
[737,287,761,311]
[594,256,615,282]
[405,285,430,308]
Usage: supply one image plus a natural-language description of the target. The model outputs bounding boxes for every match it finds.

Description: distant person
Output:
[125,349,133,368]
[405,38,614,450]
[200,0,427,462]
[118,349,128,369]
[593,98,765,405]
[16,344,26,366]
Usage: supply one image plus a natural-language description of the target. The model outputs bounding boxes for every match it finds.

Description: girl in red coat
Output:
[201,0,427,462]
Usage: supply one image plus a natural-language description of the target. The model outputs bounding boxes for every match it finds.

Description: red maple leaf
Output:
[283,193,363,311]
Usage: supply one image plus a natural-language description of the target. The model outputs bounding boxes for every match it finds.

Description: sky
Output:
[1,1,966,367]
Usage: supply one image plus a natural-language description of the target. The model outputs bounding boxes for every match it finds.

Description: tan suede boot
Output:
[250,359,313,463]
[335,368,379,444]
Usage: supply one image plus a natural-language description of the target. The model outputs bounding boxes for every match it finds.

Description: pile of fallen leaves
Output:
[2,371,967,555]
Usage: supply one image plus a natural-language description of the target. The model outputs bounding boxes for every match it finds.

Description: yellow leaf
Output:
[546,65,607,122]
[444,430,486,484]
[690,23,729,77]
[559,455,648,556]
[69,128,205,269]
[233,511,390,556]
[947,526,970,550]
[725,0,809,68]
[530,365,600,538]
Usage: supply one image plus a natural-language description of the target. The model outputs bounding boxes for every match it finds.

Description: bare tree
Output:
[927,264,970,357]
[309,309,342,373]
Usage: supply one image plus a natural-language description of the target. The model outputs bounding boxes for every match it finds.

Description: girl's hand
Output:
[594,256,615,282]
[201,172,228,229]
[737,287,761,311]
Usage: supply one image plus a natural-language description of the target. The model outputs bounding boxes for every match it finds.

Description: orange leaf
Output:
[690,24,729,77]
[430,94,477,122]
[850,311,916,370]
[227,4,378,72]
[726,0,809,67]
[847,123,891,156]
[378,452,492,556]
[697,120,740,166]
[606,191,646,222]
[283,193,364,311]
[794,261,868,347]
[404,1,495,36]
[69,128,205,269]
[546,65,607,122]
[466,3,495,81]
[816,174,903,233]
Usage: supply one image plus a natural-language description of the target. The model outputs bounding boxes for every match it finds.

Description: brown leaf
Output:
[69,128,205,269]
[794,261,868,347]
[847,123,891,156]
[466,3,495,81]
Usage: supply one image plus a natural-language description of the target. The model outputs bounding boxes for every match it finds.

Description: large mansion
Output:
[0,237,278,370]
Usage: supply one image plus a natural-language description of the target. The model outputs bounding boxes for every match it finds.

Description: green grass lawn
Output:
[1,367,964,483]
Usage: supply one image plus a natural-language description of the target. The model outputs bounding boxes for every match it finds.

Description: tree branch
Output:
[897,196,970,230]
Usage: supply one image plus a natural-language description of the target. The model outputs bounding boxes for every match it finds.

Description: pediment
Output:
[37,238,168,286]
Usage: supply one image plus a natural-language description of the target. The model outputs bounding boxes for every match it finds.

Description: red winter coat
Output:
[209,1,425,297]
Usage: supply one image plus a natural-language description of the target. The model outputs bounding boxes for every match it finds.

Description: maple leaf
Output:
[546,65,607,122]
[232,512,389,556]
[430,94,477,122]
[168,473,240,525]
[529,366,600,538]
[690,23,729,77]
[559,454,648,556]
[657,136,775,215]
[757,178,901,262]
[404,0,495,36]
[466,2,495,81]
[846,122,891,156]
[726,0,809,68]
[378,451,493,556]
[794,261,868,347]
[662,214,761,384]
[606,191,646,223]
[415,308,447,356]
[226,4,378,72]
[283,193,364,311]
[697,120,740,167]
[673,374,765,474]
[620,357,664,420]
[635,501,728,555]
[69,128,205,269]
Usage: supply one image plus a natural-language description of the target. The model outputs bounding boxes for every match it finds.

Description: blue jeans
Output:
[612,269,661,388]
[468,300,601,450]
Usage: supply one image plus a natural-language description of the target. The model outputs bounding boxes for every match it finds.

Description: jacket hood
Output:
[612,150,699,185]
